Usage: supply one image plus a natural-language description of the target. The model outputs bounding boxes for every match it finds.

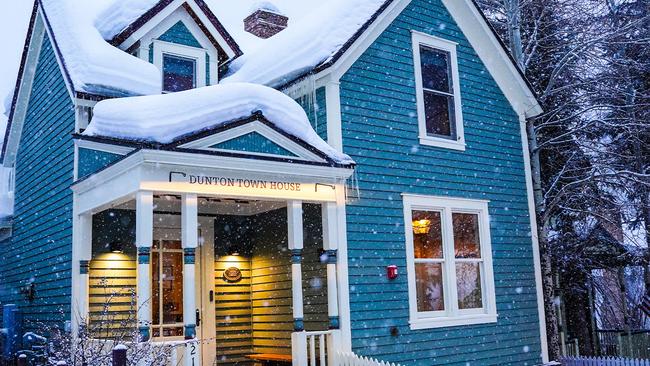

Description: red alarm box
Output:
[387,265,398,280]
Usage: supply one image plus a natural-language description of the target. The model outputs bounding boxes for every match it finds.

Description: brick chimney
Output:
[244,2,288,39]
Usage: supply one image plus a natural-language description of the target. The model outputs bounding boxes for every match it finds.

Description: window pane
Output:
[423,91,455,138]
[419,46,452,93]
[456,262,483,309]
[163,54,196,92]
[162,251,183,325]
[453,213,481,258]
[412,210,443,258]
[415,263,445,311]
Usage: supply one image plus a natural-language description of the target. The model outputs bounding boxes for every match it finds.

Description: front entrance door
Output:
[198,218,217,365]
[152,216,216,365]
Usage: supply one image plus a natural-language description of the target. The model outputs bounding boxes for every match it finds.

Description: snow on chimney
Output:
[244,1,288,39]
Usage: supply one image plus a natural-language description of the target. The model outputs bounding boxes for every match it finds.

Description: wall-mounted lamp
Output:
[227,246,240,256]
[412,219,431,235]
[110,241,124,254]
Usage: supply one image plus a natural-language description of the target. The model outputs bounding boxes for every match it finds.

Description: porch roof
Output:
[82,83,353,166]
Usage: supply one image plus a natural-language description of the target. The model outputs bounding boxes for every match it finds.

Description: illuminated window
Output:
[151,240,184,338]
[403,194,496,329]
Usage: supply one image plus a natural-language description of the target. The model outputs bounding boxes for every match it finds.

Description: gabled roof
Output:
[38,0,162,99]
[220,0,541,117]
[2,0,542,164]
[98,0,242,62]
[80,83,354,166]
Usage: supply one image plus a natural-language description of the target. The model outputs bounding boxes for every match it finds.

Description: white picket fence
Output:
[335,351,401,366]
[562,356,650,366]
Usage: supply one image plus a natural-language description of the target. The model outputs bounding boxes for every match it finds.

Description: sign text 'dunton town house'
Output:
[169,171,302,191]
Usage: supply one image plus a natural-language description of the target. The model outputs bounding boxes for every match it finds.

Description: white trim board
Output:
[3,11,46,167]
[71,149,354,214]
[519,115,550,363]
[441,0,542,118]
[75,139,135,155]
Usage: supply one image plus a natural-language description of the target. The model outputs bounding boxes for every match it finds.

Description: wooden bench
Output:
[245,353,292,365]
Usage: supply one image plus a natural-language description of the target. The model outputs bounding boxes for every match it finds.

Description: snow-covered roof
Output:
[39,0,390,96]
[40,0,162,97]
[95,0,161,40]
[82,83,354,165]
[222,0,388,87]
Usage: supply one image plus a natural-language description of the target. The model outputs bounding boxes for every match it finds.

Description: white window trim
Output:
[412,31,466,151]
[402,194,497,329]
[153,40,207,91]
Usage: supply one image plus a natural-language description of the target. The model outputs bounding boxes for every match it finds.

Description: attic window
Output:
[153,40,208,93]
[163,54,196,92]
[412,32,465,151]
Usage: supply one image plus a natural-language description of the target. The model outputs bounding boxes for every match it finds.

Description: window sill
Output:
[409,313,497,330]
[419,135,466,151]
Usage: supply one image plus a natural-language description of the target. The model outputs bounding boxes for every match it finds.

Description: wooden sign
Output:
[223,267,242,283]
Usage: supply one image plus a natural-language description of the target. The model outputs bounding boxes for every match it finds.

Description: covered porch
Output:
[70,142,354,365]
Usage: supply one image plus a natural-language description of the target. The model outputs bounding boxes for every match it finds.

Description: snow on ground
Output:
[40,0,161,96]
[83,83,354,164]
[218,0,387,86]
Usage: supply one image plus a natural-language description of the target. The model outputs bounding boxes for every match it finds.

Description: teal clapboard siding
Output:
[338,1,542,365]
[210,132,297,157]
[158,21,202,48]
[77,148,124,179]
[0,33,75,331]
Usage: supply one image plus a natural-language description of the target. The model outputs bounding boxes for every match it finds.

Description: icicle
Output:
[346,169,361,203]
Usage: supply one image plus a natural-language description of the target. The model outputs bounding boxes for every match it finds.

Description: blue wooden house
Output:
[0,0,548,365]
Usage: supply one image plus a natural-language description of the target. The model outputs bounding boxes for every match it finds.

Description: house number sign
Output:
[223,267,242,282]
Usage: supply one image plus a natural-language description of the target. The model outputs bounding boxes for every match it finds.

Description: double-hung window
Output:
[403,194,497,329]
[412,31,465,150]
[152,40,208,93]
[162,54,197,92]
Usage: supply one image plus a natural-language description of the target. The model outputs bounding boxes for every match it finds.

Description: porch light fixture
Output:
[227,246,240,256]
[412,219,432,235]
[110,241,124,254]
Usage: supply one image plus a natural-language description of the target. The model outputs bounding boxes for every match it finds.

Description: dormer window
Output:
[412,31,465,151]
[163,54,196,92]
[153,40,208,93]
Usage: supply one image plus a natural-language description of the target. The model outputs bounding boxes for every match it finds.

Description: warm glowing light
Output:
[412,219,432,234]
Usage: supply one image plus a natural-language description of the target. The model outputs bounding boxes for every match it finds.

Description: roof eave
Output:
[108,0,242,62]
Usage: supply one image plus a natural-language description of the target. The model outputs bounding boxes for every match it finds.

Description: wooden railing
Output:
[293,330,401,366]
[597,330,650,359]
[294,330,338,366]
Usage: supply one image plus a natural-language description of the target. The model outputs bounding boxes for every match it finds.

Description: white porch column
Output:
[73,212,92,338]
[322,202,340,330]
[136,191,154,342]
[181,193,200,365]
[288,200,307,366]
[335,187,352,351]
[322,202,342,366]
